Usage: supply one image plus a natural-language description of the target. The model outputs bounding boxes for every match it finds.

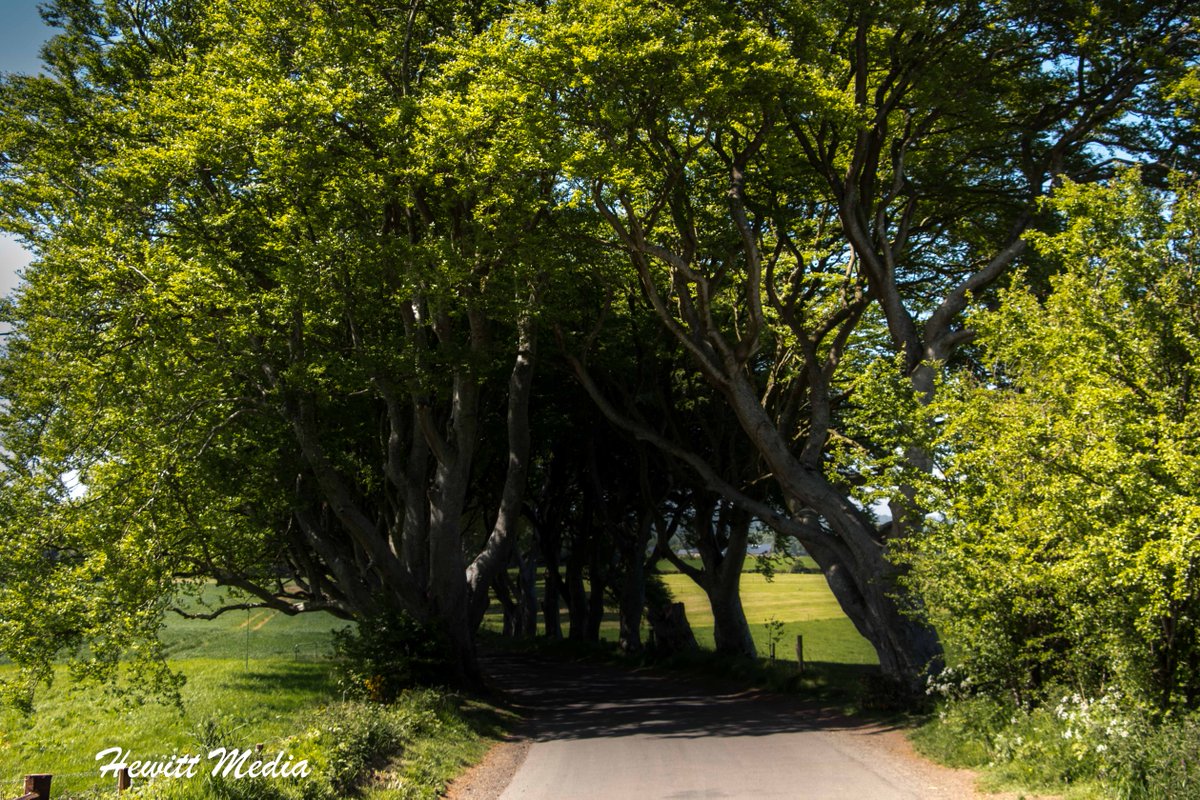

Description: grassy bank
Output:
[2,660,507,800]
[0,589,509,800]
[911,694,1200,800]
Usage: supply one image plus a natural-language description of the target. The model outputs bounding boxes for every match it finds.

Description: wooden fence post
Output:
[23,774,52,800]
[117,767,131,794]
[795,634,804,674]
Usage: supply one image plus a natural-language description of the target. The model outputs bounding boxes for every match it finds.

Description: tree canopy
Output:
[0,0,1196,703]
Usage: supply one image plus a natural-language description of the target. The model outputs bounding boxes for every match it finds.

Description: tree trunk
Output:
[540,530,564,639]
[429,502,478,686]
[529,455,566,639]
[647,601,699,656]
[617,511,653,654]
[698,506,756,658]
[424,338,483,687]
[586,551,607,642]
[708,572,755,658]
[719,368,941,686]
[802,516,942,686]
[466,311,538,628]
[515,549,538,638]
[565,549,590,640]
[493,571,518,637]
[399,402,431,597]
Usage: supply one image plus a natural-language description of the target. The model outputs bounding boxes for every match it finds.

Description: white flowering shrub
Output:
[916,682,1200,798]
[924,665,974,702]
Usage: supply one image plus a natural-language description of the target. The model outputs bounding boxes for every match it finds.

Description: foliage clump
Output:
[907,173,1200,708]
[905,172,1200,796]
[916,684,1200,799]
[332,614,452,703]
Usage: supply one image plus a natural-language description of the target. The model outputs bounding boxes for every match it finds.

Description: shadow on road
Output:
[482,652,903,742]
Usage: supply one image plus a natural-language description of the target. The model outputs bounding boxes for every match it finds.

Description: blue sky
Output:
[0,0,55,296]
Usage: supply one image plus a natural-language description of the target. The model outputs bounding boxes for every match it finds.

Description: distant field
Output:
[482,564,876,666]
[161,583,352,661]
[660,573,877,665]
[654,554,822,574]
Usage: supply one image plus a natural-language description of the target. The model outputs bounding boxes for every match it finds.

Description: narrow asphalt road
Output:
[450,652,1005,800]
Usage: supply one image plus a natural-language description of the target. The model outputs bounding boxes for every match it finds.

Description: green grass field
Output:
[1,588,353,799]
[481,563,876,667]
[660,573,877,665]
[1,659,336,797]
[160,586,352,662]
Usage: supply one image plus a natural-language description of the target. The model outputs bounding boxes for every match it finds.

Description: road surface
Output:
[448,652,1021,800]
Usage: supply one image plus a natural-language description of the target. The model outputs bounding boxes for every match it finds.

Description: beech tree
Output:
[0,0,569,692]
[455,0,1197,686]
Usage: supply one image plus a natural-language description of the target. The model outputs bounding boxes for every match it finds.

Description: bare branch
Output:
[170,602,274,620]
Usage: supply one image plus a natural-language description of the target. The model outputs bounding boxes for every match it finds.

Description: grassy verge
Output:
[910,695,1200,800]
[0,587,513,800]
[133,689,511,800]
[1,659,513,800]
[0,658,333,797]
[909,697,1110,799]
